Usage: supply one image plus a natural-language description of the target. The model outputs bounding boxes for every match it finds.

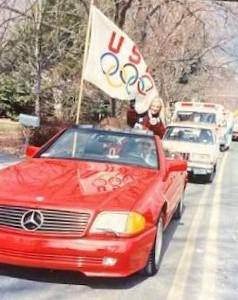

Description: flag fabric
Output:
[84,5,160,114]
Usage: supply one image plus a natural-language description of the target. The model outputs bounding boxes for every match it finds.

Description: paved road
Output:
[0,145,237,300]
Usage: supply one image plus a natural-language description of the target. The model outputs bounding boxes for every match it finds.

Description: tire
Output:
[205,165,216,183]
[142,217,163,277]
[220,145,226,152]
[223,145,229,152]
[174,192,184,220]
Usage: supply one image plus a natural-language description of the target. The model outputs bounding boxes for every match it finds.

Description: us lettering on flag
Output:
[84,5,160,114]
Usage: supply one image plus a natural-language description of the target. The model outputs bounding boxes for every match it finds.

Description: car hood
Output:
[0,158,158,211]
[163,140,216,154]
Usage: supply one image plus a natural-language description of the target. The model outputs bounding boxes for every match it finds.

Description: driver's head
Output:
[136,139,153,155]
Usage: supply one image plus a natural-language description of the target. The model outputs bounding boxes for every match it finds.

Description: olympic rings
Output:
[100,51,155,97]
[93,178,107,187]
[105,65,123,88]
[108,176,122,187]
[92,173,124,192]
[100,52,119,76]
[126,75,138,95]
[138,74,154,96]
[120,63,138,86]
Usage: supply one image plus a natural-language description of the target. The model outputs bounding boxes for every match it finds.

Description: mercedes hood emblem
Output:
[21,210,44,231]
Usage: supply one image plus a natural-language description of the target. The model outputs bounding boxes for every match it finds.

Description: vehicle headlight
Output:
[90,212,146,235]
[191,153,211,162]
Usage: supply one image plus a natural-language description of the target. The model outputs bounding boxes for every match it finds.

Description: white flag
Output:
[84,5,159,114]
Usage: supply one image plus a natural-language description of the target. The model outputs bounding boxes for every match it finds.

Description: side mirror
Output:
[26,145,40,158]
[166,158,187,173]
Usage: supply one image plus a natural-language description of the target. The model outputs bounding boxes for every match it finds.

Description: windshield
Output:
[164,127,214,144]
[176,111,216,124]
[39,128,159,169]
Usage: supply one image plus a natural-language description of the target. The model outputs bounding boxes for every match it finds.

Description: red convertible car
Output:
[0,126,187,277]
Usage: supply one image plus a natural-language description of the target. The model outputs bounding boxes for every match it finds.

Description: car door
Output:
[173,166,186,204]
[162,160,183,217]
[162,170,175,217]
[159,136,185,218]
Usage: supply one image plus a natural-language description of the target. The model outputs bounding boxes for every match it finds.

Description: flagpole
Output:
[75,0,94,124]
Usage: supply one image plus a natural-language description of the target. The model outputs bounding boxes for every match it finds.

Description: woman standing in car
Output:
[127,98,166,139]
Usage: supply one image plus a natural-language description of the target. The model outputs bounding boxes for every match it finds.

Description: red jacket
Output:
[127,108,165,138]
[142,115,165,138]
[127,108,137,128]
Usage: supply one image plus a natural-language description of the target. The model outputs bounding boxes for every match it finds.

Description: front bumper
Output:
[187,161,214,175]
[219,137,226,146]
[0,227,156,277]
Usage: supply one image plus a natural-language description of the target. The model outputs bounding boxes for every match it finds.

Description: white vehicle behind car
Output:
[232,118,238,141]
[219,110,234,151]
[163,122,220,183]
[172,102,228,151]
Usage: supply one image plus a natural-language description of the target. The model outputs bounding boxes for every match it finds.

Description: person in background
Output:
[126,100,137,128]
[127,98,166,139]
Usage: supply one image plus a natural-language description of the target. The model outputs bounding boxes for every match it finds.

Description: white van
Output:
[163,122,220,183]
[220,110,234,150]
[172,102,228,151]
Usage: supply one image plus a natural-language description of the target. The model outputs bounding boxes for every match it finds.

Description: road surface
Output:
[0,145,237,300]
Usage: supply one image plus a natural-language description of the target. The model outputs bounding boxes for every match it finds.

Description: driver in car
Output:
[135,139,157,167]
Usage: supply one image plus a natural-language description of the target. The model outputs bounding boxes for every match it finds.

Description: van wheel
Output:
[206,165,216,183]
[142,217,163,276]
[220,145,226,152]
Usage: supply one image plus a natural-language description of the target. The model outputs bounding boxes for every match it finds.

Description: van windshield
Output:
[176,111,216,124]
[164,127,214,144]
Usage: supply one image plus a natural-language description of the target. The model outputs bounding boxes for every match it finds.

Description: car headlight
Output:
[191,153,211,162]
[90,212,146,235]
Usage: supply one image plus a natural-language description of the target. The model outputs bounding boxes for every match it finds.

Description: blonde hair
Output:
[150,97,162,107]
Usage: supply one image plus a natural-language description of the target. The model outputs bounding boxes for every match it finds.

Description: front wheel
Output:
[174,192,184,220]
[142,217,163,276]
[205,165,216,183]
[220,144,227,152]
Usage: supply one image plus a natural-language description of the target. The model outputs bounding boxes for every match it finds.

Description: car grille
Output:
[0,205,90,236]
[180,152,190,160]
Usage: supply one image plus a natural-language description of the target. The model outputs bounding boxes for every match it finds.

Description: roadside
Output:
[0,118,23,155]
[0,118,22,168]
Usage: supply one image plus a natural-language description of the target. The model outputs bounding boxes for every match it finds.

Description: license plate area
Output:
[193,168,207,175]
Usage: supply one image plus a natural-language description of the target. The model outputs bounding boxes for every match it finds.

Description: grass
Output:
[0,119,22,155]
[0,119,21,133]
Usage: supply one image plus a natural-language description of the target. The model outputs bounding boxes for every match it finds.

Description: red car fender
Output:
[134,183,166,224]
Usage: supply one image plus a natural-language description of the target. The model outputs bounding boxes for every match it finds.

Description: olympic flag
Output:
[84,5,159,114]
